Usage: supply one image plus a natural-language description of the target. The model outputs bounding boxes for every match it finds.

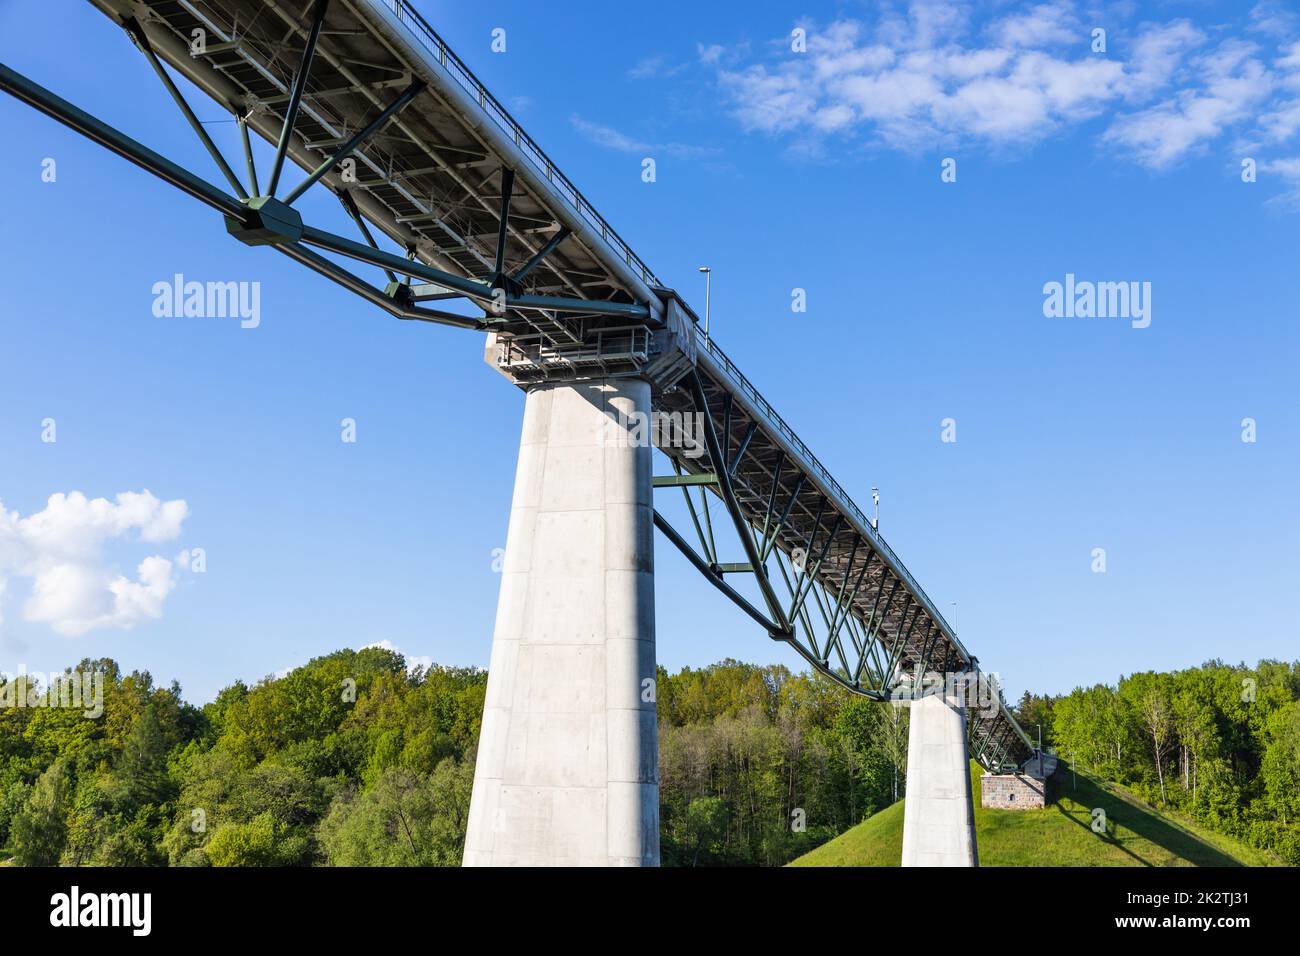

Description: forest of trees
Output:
[0,648,484,866]
[0,652,907,867]
[1026,660,1300,864]
[0,650,1296,866]
[656,660,908,865]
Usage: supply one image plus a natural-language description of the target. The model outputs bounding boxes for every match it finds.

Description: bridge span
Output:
[1,0,1035,866]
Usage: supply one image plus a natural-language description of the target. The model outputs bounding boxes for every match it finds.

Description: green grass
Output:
[791,763,1282,867]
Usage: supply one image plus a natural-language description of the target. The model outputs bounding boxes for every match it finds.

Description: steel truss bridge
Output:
[0,0,1034,772]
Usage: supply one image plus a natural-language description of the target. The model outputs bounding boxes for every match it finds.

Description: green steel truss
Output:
[651,369,1034,770]
[0,4,649,333]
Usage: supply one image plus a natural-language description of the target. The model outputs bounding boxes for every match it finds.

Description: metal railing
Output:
[381,0,662,291]
[497,327,650,368]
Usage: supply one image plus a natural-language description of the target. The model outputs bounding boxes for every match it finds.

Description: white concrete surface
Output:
[463,378,659,866]
[901,690,978,867]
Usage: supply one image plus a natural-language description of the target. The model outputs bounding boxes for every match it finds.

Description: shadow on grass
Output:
[1054,771,1242,867]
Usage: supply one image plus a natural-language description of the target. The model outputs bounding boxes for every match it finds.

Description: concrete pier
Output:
[463,378,659,866]
[901,690,978,867]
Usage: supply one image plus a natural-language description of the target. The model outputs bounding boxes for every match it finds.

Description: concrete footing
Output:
[463,378,659,866]
[901,691,978,867]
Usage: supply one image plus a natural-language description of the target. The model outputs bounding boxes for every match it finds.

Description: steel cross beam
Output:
[338,189,398,285]
[0,62,244,219]
[0,58,649,323]
[281,78,427,205]
[123,16,249,201]
[267,0,329,196]
[687,371,793,638]
[238,116,260,197]
[493,167,515,281]
[647,398,927,701]
[511,226,571,283]
[651,510,779,635]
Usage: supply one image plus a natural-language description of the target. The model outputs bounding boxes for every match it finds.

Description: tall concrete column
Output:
[901,689,978,867]
[463,377,659,866]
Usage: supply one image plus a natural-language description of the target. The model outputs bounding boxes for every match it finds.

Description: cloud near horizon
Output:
[0,491,189,637]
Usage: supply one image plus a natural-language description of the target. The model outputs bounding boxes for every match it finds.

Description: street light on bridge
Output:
[698,266,711,340]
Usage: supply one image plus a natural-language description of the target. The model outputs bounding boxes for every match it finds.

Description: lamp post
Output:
[871,486,879,530]
[698,266,711,340]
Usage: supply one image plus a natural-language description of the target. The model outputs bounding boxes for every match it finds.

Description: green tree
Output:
[12,759,71,866]
[319,760,472,866]
[204,812,278,867]
[1123,672,1175,803]
[1261,701,1300,827]
[682,796,728,866]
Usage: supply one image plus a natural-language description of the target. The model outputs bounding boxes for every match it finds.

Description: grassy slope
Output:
[791,762,1281,867]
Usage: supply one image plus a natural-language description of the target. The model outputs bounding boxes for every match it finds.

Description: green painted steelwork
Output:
[0,63,245,220]
[275,242,482,330]
[125,17,249,201]
[226,196,304,246]
[493,167,515,280]
[281,78,426,205]
[238,117,260,197]
[339,189,398,284]
[652,474,717,487]
[688,370,793,639]
[651,510,780,635]
[6,19,650,325]
[267,0,329,197]
[511,226,570,282]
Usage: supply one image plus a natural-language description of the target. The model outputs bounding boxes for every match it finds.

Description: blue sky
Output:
[0,0,1297,704]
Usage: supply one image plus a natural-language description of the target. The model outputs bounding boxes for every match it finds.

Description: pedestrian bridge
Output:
[1,0,1035,866]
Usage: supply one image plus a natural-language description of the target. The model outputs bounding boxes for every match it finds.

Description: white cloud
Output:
[1250,1,1300,39]
[1119,20,1204,101]
[0,491,189,637]
[1262,155,1300,177]
[364,639,433,674]
[1279,40,1300,77]
[706,1,1300,174]
[1104,41,1273,168]
[697,43,724,66]
[988,1,1078,50]
[570,115,651,152]
[1260,154,1300,208]
[570,115,720,159]
[627,55,689,80]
